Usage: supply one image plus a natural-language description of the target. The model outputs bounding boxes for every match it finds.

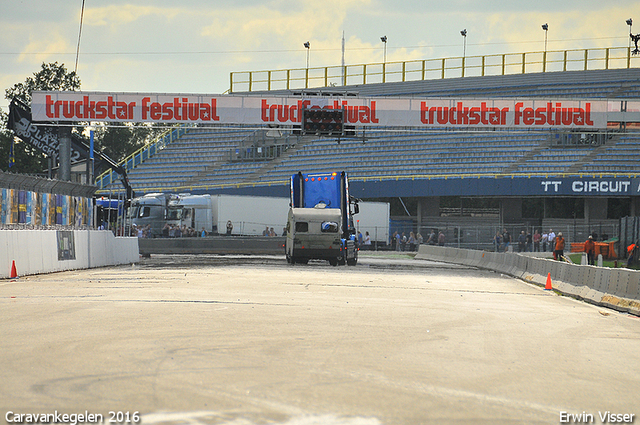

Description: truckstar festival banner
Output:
[31,91,608,129]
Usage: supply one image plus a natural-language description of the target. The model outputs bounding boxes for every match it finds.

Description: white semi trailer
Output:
[130,192,389,240]
[354,201,390,246]
[167,194,290,236]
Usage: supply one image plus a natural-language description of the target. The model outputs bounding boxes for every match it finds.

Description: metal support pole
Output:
[59,126,71,182]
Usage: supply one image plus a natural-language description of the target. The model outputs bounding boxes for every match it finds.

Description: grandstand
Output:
[98,63,640,246]
[116,68,640,189]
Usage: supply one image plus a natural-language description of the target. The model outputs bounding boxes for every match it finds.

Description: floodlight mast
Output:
[542,23,549,72]
[460,29,467,77]
[304,41,310,69]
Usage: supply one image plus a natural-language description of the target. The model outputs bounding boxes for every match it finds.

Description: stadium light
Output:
[460,29,467,56]
[460,29,467,77]
[542,23,549,72]
[381,35,387,64]
[304,41,310,69]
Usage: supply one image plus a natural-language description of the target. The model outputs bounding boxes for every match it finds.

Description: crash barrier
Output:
[416,245,640,316]
[1,229,139,279]
[138,236,285,256]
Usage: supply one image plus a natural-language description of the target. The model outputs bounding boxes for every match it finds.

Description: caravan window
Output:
[295,222,308,232]
[321,221,339,233]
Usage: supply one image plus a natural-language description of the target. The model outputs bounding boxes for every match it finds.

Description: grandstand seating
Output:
[103,68,640,194]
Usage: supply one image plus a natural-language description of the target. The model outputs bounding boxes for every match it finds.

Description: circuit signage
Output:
[32,91,608,129]
[356,176,640,198]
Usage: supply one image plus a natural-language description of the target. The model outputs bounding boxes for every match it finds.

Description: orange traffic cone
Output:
[545,272,552,290]
[10,260,18,279]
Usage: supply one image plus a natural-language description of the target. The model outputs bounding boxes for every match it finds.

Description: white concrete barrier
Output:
[1,229,138,279]
[415,245,640,316]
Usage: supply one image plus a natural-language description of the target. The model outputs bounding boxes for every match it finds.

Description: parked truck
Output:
[128,192,174,237]
[354,201,390,248]
[285,171,359,266]
[166,194,290,236]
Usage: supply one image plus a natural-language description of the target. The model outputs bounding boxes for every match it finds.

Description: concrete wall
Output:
[1,229,139,279]
[416,245,640,316]
[138,236,285,256]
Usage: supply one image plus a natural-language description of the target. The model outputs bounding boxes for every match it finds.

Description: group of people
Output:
[357,231,373,249]
[262,226,279,237]
[131,223,152,238]
[390,231,422,251]
[160,223,207,238]
[494,228,567,256]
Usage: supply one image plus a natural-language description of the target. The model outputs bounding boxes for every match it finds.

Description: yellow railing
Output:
[230,46,637,93]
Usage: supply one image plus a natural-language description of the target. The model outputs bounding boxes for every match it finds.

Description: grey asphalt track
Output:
[1,253,639,425]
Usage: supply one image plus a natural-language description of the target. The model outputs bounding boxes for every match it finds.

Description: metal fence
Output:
[384,219,621,253]
[620,216,640,258]
[230,46,638,93]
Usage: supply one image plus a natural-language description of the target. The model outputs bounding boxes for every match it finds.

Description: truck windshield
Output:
[166,207,182,220]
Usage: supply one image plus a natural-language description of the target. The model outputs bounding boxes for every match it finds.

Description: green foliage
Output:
[92,124,155,163]
[2,62,80,173]
[2,61,162,174]
[5,62,80,106]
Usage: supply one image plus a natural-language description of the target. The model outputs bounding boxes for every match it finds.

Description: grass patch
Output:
[568,253,640,270]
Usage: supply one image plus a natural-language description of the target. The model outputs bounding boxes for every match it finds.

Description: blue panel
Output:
[300,172,342,208]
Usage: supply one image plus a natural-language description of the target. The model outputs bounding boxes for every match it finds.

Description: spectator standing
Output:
[584,235,596,266]
[408,232,416,251]
[493,231,502,252]
[548,229,556,252]
[226,220,233,236]
[541,231,548,252]
[438,231,445,246]
[364,231,371,249]
[517,231,526,252]
[502,229,511,252]
[554,232,565,261]
[533,230,541,252]
[427,229,437,245]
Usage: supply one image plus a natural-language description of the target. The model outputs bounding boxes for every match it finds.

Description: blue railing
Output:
[95,124,190,191]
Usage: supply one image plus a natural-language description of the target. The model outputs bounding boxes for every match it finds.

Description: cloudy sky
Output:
[1,0,639,113]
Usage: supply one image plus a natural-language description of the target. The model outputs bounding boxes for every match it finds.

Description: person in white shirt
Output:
[548,229,556,252]
[363,231,371,249]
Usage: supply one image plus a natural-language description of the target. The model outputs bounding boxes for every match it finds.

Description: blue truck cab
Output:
[286,171,359,266]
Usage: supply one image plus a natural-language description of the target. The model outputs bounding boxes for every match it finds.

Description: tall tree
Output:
[5,62,80,106]
[2,62,80,173]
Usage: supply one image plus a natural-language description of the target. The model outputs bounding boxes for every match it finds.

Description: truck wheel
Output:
[329,258,338,266]
[347,258,357,266]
